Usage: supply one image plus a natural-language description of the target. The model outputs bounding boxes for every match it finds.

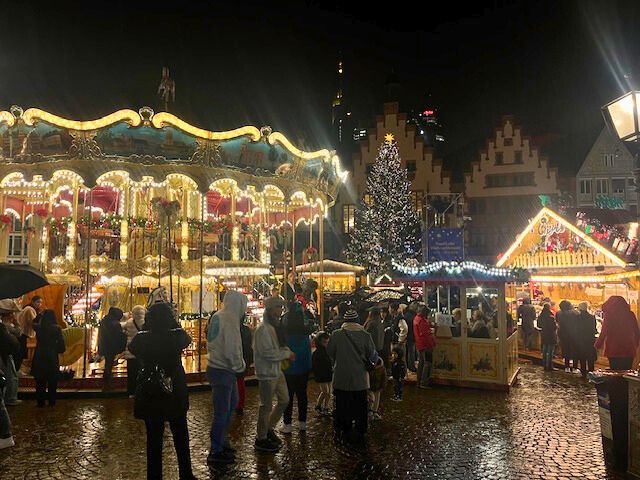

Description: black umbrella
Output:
[0,263,49,300]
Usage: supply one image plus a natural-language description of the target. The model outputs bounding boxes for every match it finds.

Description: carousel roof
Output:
[0,106,347,204]
[295,259,365,273]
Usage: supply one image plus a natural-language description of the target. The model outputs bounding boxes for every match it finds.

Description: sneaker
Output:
[254,438,280,453]
[5,400,22,406]
[267,429,282,446]
[280,423,293,434]
[298,421,306,431]
[0,436,15,449]
[207,450,234,465]
[564,367,572,373]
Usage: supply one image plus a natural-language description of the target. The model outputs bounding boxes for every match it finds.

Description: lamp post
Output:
[602,91,640,266]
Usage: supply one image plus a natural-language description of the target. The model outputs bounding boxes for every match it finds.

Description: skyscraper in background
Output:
[407,100,445,154]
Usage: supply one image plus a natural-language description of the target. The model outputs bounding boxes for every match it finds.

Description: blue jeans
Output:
[3,356,18,405]
[542,344,555,370]
[207,367,238,454]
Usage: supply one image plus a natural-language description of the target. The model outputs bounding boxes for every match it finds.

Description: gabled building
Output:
[576,127,637,212]
[465,116,559,262]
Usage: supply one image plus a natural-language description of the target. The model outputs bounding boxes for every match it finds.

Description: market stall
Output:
[0,105,346,381]
[497,206,640,351]
[394,260,529,390]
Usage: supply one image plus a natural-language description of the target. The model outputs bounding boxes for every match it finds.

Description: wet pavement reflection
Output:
[0,365,625,479]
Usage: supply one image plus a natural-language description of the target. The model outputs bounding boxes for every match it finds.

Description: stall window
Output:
[466,287,500,340]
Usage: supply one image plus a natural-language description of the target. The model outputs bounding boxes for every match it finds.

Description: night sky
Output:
[1,1,638,178]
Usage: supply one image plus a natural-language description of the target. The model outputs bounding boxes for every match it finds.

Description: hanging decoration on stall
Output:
[575,211,638,258]
[393,259,529,282]
[527,215,584,254]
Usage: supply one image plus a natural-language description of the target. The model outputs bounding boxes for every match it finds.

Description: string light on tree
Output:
[346,137,421,277]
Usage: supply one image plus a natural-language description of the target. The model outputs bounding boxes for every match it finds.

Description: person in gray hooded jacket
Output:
[206,290,247,465]
[253,295,295,453]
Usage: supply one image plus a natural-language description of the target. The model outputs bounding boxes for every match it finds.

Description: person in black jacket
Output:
[235,318,253,415]
[404,302,418,371]
[575,302,598,377]
[536,303,557,371]
[31,310,65,407]
[0,321,19,448]
[390,346,407,401]
[98,307,126,391]
[129,302,195,480]
[312,331,333,416]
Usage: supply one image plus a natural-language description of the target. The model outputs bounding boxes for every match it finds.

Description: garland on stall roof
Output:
[392,259,529,281]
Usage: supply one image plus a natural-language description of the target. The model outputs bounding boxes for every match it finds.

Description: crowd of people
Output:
[528,295,640,376]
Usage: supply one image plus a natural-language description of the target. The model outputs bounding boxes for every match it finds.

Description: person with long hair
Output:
[123,305,146,397]
[595,295,640,370]
[129,302,195,480]
[413,305,436,389]
[31,310,65,407]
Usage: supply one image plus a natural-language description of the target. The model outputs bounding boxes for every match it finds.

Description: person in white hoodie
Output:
[206,290,247,465]
[253,295,295,453]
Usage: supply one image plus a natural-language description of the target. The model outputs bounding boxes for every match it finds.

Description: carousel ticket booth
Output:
[394,261,529,390]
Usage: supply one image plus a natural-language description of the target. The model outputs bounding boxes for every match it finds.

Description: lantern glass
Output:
[606,92,640,141]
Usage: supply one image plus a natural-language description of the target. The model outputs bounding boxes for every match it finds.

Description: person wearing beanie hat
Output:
[128,302,195,480]
[327,307,378,444]
[97,307,126,391]
[123,305,146,397]
[574,301,597,376]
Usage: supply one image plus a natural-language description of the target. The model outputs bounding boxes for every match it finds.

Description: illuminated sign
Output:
[423,110,435,116]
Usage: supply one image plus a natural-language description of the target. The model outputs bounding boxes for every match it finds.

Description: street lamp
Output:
[602,91,640,264]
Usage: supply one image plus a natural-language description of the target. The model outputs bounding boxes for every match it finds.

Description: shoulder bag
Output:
[344,330,376,372]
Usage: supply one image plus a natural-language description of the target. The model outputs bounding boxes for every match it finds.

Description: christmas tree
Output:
[346,134,421,277]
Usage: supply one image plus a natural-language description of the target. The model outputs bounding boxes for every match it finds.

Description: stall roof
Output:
[295,259,364,273]
[496,207,628,269]
[393,260,529,285]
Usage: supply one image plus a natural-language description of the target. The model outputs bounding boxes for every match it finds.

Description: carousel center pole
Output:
[319,204,325,329]
[168,215,174,303]
[83,190,92,378]
[198,203,204,374]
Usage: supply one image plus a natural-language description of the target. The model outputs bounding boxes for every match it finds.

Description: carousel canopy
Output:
[295,259,365,273]
[0,106,347,206]
[393,260,529,285]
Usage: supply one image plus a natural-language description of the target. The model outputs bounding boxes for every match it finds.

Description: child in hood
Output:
[312,331,333,416]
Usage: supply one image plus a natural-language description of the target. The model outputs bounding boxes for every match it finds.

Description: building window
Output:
[409,191,424,218]
[503,137,513,146]
[406,160,417,181]
[579,179,592,194]
[363,194,373,206]
[612,178,625,194]
[596,179,609,195]
[342,205,356,234]
[495,152,504,165]
[603,154,615,167]
[514,151,523,164]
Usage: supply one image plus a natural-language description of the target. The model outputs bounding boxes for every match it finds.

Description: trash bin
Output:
[589,370,634,470]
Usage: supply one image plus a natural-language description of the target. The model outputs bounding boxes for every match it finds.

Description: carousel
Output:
[0,105,346,382]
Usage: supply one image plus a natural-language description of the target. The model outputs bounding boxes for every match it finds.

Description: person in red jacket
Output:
[413,305,435,389]
[595,295,640,370]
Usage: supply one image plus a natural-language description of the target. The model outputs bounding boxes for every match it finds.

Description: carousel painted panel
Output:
[432,340,462,379]
[96,123,197,160]
[0,121,72,159]
[467,342,499,380]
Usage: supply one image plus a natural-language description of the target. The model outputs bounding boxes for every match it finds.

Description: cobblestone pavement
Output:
[0,365,626,479]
